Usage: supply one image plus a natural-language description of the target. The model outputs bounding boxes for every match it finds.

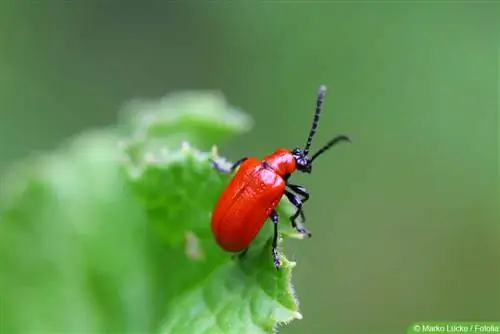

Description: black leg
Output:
[296,207,306,224]
[286,183,310,224]
[270,210,281,270]
[287,184,310,202]
[211,157,248,174]
[284,190,312,237]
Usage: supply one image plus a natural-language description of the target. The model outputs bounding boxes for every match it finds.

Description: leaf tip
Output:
[211,145,219,158]
[184,231,205,261]
[181,140,191,153]
[143,152,156,164]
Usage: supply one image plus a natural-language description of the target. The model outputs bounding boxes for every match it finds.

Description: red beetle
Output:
[210,85,350,269]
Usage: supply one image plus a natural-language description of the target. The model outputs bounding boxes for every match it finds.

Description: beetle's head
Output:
[292,148,312,174]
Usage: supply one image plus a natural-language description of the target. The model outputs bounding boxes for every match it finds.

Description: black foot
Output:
[272,247,281,270]
[297,226,312,238]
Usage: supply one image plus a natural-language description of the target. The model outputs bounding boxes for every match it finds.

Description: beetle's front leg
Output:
[287,183,310,220]
[210,157,248,174]
[287,184,310,205]
[284,189,312,237]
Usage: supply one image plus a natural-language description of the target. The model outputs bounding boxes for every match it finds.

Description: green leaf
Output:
[122,91,304,333]
[159,246,301,334]
[0,132,152,333]
[0,90,303,334]
[119,90,253,161]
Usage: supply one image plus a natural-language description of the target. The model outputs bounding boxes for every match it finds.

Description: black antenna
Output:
[310,135,350,162]
[303,85,327,155]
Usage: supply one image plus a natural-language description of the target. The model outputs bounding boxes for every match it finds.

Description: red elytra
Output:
[210,85,350,269]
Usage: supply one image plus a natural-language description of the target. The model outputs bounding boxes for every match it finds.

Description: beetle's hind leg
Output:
[285,188,312,237]
[210,157,248,174]
[270,210,281,270]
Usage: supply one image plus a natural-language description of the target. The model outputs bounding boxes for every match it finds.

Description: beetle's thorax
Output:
[262,148,297,177]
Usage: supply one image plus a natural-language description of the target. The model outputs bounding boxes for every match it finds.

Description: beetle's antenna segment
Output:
[303,85,327,155]
[310,135,350,162]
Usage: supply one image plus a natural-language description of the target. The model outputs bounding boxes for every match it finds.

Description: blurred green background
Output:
[1,2,498,333]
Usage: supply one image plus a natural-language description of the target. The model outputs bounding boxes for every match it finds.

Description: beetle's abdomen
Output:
[211,161,286,252]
